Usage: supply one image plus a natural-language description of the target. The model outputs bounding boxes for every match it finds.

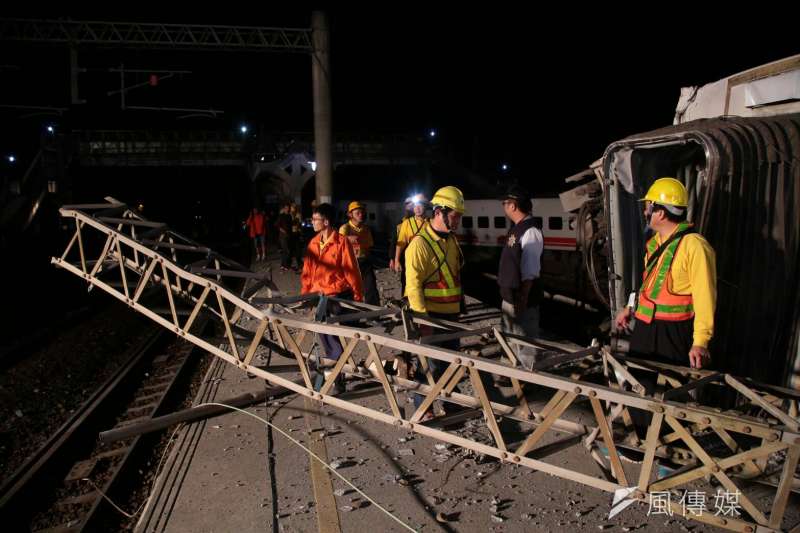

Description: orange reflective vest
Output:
[418,229,462,304]
[339,221,373,259]
[634,222,695,324]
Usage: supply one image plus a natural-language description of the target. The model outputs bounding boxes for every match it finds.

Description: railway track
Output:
[0,320,208,532]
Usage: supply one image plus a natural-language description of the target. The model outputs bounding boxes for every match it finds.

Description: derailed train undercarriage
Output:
[52,198,799,531]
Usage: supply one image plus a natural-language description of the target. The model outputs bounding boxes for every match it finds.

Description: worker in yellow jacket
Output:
[404,186,465,416]
[615,177,716,368]
[392,194,429,271]
[615,177,716,446]
[392,194,429,297]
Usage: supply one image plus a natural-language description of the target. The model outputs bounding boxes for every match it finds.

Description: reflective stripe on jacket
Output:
[405,224,463,314]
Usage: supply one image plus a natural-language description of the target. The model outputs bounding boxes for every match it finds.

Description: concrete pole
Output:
[70,47,82,105]
[311,11,333,206]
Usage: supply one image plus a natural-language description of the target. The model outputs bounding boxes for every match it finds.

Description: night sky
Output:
[1,8,796,337]
[2,9,798,195]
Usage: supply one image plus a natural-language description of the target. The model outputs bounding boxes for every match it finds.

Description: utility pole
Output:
[311,11,332,205]
[69,47,83,105]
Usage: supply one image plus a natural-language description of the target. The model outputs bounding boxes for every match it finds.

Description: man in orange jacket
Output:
[301,203,363,391]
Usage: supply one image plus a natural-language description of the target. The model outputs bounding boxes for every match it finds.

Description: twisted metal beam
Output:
[51,199,800,532]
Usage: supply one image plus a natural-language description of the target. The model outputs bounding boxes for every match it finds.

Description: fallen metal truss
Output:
[52,199,800,532]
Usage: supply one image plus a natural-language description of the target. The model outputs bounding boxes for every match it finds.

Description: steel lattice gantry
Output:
[51,199,800,532]
[0,19,312,51]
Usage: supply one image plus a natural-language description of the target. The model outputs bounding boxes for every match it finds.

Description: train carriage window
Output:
[477,216,489,228]
[548,217,563,230]
[462,216,474,229]
[532,217,543,229]
[494,216,506,229]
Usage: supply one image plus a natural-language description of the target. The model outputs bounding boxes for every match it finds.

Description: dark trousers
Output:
[279,233,290,269]
[318,292,353,361]
[359,257,379,306]
[628,318,694,439]
[291,233,303,268]
[319,332,344,361]
[411,312,500,411]
[411,335,502,411]
[399,253,407,297]
[412,331,460,409]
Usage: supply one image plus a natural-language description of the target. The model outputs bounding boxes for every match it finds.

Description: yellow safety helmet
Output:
[430,186,465,214]
[641,177,688,208]
[347,201,366,213]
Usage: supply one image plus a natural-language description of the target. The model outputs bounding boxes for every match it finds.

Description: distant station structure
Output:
[0,14,337,204]
[70,129,435,203]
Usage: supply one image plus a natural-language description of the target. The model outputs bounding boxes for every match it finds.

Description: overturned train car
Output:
[603,113,800,388]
